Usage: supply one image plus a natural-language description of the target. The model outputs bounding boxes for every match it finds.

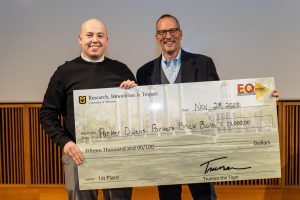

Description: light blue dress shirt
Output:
[161,49,182,83]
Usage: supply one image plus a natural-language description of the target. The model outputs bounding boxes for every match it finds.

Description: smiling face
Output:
[78,19,108,61]
[156,16,182,60]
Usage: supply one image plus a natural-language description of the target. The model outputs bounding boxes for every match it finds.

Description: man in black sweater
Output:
[40,18,136,200]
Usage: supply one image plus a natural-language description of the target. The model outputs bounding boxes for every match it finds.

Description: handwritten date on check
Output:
[73,77,281,190]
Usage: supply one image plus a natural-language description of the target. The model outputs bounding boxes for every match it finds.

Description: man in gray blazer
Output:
[136,14,218,200]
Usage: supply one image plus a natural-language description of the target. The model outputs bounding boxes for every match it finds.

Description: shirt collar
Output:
[81,52,105,63]
[162,49,182,65]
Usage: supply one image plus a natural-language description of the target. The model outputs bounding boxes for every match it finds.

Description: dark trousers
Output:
[103,188,132,200]
[158,183,216,200]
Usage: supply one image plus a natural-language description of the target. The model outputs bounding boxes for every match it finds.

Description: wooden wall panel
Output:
[0,106,25,184]
[283,102,300,187]
[28,106,64,184]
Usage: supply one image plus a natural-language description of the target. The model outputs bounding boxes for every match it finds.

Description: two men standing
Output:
[40,14,223,200]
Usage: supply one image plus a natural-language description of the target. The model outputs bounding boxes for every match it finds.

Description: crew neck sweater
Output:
[39,56,136,148]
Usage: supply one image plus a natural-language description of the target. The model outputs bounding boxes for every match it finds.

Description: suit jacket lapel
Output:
[181,50,196,83]
[149,56,162,85]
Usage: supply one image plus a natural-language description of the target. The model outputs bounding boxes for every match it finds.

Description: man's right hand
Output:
[120,79,137,89]
[63,141,83,165]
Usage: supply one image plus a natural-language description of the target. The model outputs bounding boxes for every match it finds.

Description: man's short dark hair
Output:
[156,14,181,30]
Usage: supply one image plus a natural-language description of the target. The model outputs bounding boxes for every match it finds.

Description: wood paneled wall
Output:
[0,104,64,186]
[29,106,64,185]
[0,102,299,198]
[0,105,25,184]
[282,102,300,187]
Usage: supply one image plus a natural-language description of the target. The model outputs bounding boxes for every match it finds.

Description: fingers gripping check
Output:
[119,80,137,89]
[63,141,83,165]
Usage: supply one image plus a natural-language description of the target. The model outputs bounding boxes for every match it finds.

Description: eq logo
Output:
[237,83,255,95]
[237,82,269,100]
[79,96,86,104]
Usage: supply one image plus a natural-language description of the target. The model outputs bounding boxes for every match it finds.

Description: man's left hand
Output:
[273,89,279,101]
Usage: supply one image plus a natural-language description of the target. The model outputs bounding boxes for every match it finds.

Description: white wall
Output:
[0,0,299,102]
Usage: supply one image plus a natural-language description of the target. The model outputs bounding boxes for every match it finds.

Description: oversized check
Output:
[73,77,281,190]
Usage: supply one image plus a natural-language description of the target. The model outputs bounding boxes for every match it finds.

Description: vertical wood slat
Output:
[31,106,40,184]
[291,104,295,185]
[15,108,18,183]
[284,104,289,185]
[30,107,36,184]
[287,105,292,185]
[21,107,26,184]
[289,105,293,185]
[12,109,16,183]
[277,102,285,187]
[286,105,290,185]
[34,107,38,184]
[41,107,45,184]
[42,108,46,184]
[5,108,9,183]
[16,108,22,183]
[16,107,22,183]
[0,108,5,184]
[296,105,299,185]
[11,108,15,183]
[48,114,53,184]
[0,109,2,184]
[8,108,12,183]
[7,108,10,183]
[32,107,37,184]
[2,108,6,183]
[37,107,41,184]
[17,108,22,183]
[291,104,296,185]
[23,105,31,185]
[13,108,17,183]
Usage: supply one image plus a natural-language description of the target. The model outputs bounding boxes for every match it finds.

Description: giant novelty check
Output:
[73,77,281,190]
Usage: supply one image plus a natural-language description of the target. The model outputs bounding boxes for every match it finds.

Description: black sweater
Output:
[39,56,136,148]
